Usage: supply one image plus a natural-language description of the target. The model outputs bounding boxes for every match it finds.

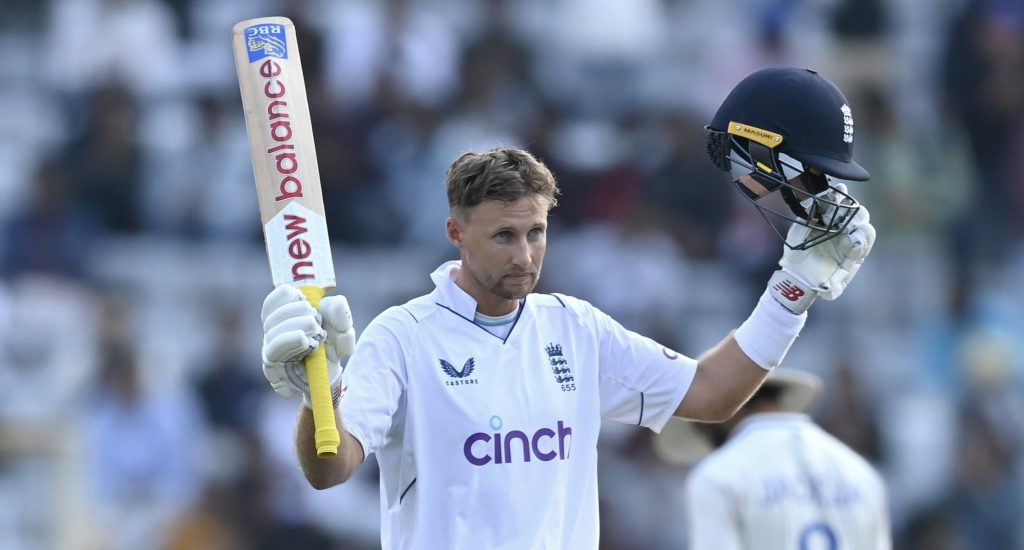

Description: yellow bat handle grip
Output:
[300,285,340,458]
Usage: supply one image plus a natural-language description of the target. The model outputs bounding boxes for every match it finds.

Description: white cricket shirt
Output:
[340,261,697,549]
[685,413,891,550]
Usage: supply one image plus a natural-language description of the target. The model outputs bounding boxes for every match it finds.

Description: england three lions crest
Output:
[546,343,576,391]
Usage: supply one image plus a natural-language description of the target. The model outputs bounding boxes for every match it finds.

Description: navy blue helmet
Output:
[705,67,868,250]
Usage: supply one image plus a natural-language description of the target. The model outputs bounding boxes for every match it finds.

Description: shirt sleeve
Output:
[339,307,409,457]
[586,301,697,432]
[685,466,744,550]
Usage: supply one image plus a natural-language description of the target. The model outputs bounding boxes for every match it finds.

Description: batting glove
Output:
[260,286,356,408]
[770,185,876,314]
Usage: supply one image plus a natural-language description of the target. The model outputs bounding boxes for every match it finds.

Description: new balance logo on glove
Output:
[767,271,816,315]
[773,280,806,302]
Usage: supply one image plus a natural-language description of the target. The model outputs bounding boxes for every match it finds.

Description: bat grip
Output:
[300,285,341,458]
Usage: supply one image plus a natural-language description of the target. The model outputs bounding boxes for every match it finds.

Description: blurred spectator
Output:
[852,85,927,238]
[829,0,889,40]
[143,93,257,241]
[0,277,101,420]
[43,0,182,97]
[897,502,968,550]
[255,394,382,549]
[643,111,733,260]
[165,484,243,550]
[317,104,408,246]
[818,361,884,463]
[64,86,143,234]
[941,0,1024,264]
[195,305,264,435]
[825,0,893,93]
[598,427,690,549]
[322,0,459,110]
[1002,116,1024,240]
[958,328,1024,452]
[949,409,1024,549]
[2,158,96,280]
[555,0,662,114]
[80,341,205,550]
[543,216,689,341]
[919,267,1024,402]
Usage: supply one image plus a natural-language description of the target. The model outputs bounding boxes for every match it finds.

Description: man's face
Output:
[446,196,549,314]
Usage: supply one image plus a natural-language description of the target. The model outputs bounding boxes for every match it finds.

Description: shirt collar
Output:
[731,412,812,439]
[430,260,480,318]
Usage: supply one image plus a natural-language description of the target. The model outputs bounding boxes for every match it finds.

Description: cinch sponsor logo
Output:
[464,417,572,466]
[246,24,288,63]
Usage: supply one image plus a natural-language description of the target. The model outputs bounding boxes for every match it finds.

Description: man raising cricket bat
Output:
[244,18,878,546]
[233,17,353,458]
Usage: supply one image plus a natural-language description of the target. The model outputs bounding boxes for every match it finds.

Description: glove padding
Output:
[771,186,876,313]
[260,286,356,404]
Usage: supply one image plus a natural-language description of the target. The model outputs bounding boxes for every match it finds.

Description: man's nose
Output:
[511,236,532,267]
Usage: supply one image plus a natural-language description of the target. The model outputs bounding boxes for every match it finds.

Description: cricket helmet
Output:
[705,67,868,250]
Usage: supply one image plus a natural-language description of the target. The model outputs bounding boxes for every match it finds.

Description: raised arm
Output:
[260,285,365,488]
[676,200,875,421]
[676,333,771,422]
[295,406,364,489]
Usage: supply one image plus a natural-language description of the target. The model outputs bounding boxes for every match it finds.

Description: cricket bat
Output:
[232,16,339,457]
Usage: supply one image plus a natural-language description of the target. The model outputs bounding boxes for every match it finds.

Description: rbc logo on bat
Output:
[246,24,288,63]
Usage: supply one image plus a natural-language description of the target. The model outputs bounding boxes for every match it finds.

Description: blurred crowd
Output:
[2,0,1024,548]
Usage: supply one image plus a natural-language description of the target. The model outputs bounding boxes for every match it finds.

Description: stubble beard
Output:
[490,278,534,300]
[486,269,540,301]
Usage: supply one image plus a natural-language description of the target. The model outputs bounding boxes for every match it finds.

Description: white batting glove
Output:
[260,286,356,407]
[769,185,876,314]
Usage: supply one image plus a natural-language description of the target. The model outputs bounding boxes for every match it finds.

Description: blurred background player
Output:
[680,368,892,549]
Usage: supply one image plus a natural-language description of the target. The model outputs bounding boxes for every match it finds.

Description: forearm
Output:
[675,334,767,421]
[295,405,364,490]
[675,290,806,421]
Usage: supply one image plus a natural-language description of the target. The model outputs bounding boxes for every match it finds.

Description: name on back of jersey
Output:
[759,474,864,508]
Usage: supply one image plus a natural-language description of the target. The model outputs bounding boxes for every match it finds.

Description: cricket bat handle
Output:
[300,285,340,458]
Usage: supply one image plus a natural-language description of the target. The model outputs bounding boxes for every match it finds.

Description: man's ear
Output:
[446,216,462,247]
